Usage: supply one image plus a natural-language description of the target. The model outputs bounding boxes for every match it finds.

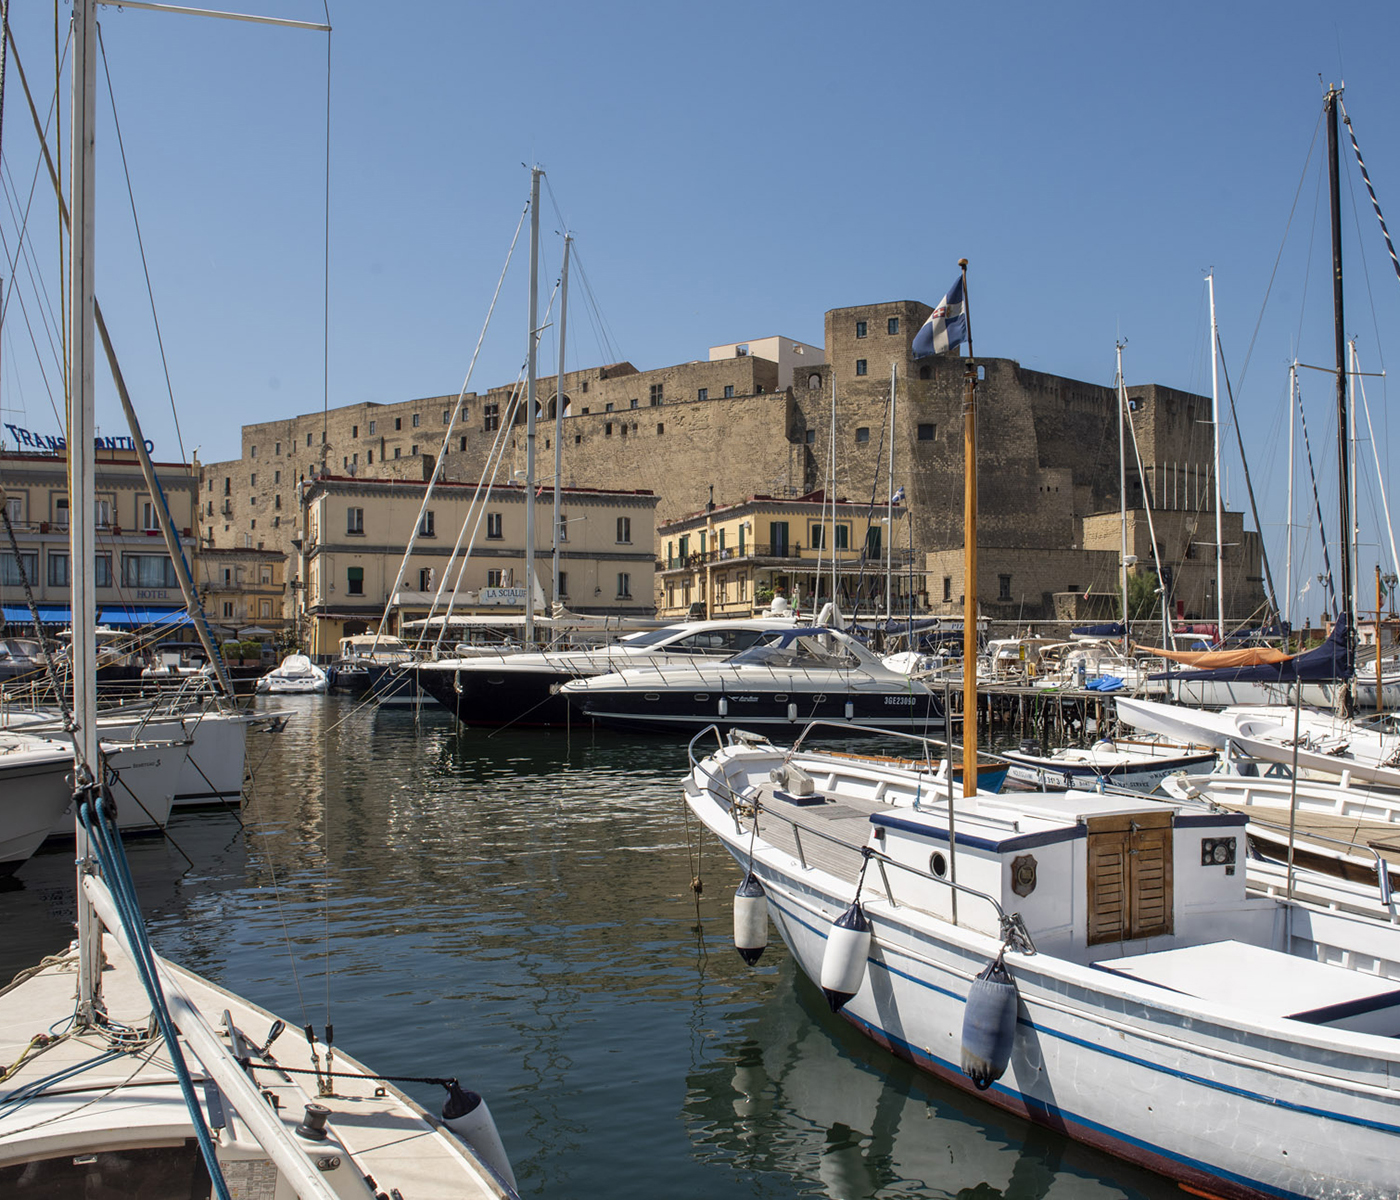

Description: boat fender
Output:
[442,1080,518,1191]
[819,900,871,1013]
[960,957,1019,1091]
[733,872,769,965]
[719,696,729,717]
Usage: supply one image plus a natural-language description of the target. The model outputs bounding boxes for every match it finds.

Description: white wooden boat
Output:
[1000,736,1217,792]
[685,724,1400,1198]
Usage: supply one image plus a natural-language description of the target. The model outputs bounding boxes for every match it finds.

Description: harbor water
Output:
[2,696,1179,1199]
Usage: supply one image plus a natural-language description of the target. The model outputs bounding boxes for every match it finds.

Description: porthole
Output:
[644,693,660,701]
[693,693,710,701]
[774,694,788,703]
[930,851,947,878]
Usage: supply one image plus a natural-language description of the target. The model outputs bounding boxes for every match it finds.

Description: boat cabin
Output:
[743,750,1400,1034]
[864,790,1253,961]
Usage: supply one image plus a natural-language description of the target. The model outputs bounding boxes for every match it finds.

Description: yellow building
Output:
[295,474,659,655]
[196,547,286,637]
[1,447,199,635]
[657,490,914,620]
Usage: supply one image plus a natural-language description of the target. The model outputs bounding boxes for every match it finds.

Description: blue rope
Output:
[80,791,233,1200]
[1,1047,129,1116]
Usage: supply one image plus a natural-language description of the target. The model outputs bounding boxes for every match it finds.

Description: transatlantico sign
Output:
[5,424,154,453]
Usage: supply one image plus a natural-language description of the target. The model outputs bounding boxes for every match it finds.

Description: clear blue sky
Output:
[3,0,1400,615]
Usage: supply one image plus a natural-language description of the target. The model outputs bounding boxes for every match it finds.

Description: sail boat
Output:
[0,6,516,1196]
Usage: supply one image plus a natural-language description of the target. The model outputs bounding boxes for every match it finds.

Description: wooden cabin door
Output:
[1085,811,1174,946]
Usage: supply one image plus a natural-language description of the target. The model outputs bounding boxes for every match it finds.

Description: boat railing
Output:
[686,723,1037,952]
[1237,809,1400,916]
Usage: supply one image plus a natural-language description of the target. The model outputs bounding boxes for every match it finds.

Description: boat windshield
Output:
[731,632,859,669]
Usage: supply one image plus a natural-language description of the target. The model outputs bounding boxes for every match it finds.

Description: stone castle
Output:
[202,298,1265,624]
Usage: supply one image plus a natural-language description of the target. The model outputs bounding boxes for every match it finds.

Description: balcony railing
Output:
[662,545,915,571]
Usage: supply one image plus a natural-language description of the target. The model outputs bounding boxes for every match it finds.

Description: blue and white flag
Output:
[890,485,905,504]
[911,275,967,358]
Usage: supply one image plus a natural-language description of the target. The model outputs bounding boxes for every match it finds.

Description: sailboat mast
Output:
[68,0,101,1021]
[1326,86,1355,681]
[1117,340,1129,651]
[1287,361,1297,634]
[960,259,978,797]
[886,364,895,617]
[1208,272,1225,643]
[524,167,541,643]
[552,234,570,611]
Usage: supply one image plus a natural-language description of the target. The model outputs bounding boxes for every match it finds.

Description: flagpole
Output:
[960,258,978,797]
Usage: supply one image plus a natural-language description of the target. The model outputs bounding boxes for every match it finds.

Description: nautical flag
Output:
[890,485,905,504]
[912,275,968,358]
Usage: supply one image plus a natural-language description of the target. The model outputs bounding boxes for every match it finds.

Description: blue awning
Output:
[2,604,72,624]
[98,607,192,629]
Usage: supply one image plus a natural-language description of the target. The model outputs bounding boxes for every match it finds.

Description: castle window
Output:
[806,429,816,444]
[395,417,403,431]
[352,425,358,438]
[656,423,664,435]
[999,574,1012,601]
[808,373,821,390]
[918,423,935,440]
[855,427,870,443]
[943,576,952,601]
[649,384,663,406]
[697,388,708,402]
[630,398,639,409]
[460,436,468,451]
[887,317,900,335]
[919,365,932,380]
[855,359,867,376]
[856,321,867,338]
[369,421,376,435]
[605,423,613,437]
[723,385,734,398]
[412,413,420,427]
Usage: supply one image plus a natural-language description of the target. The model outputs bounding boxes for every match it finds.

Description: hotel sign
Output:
[5,424,154,453]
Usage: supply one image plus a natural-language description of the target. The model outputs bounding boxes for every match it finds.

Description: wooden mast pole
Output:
[960,259,978,797]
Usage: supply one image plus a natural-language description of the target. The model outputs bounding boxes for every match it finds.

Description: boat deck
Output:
[0,935,509,1198]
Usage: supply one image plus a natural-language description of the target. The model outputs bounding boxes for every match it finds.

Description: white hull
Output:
[1116,696,1400,791]
[756,877,1399,1198]
[686,735,1400,1198]
[0,737,73,873]
[0,927,514,1198]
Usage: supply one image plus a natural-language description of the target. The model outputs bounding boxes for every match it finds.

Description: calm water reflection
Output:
[2,696,1174,1199]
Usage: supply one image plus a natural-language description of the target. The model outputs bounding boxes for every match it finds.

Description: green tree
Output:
[1125,570,1161,622]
